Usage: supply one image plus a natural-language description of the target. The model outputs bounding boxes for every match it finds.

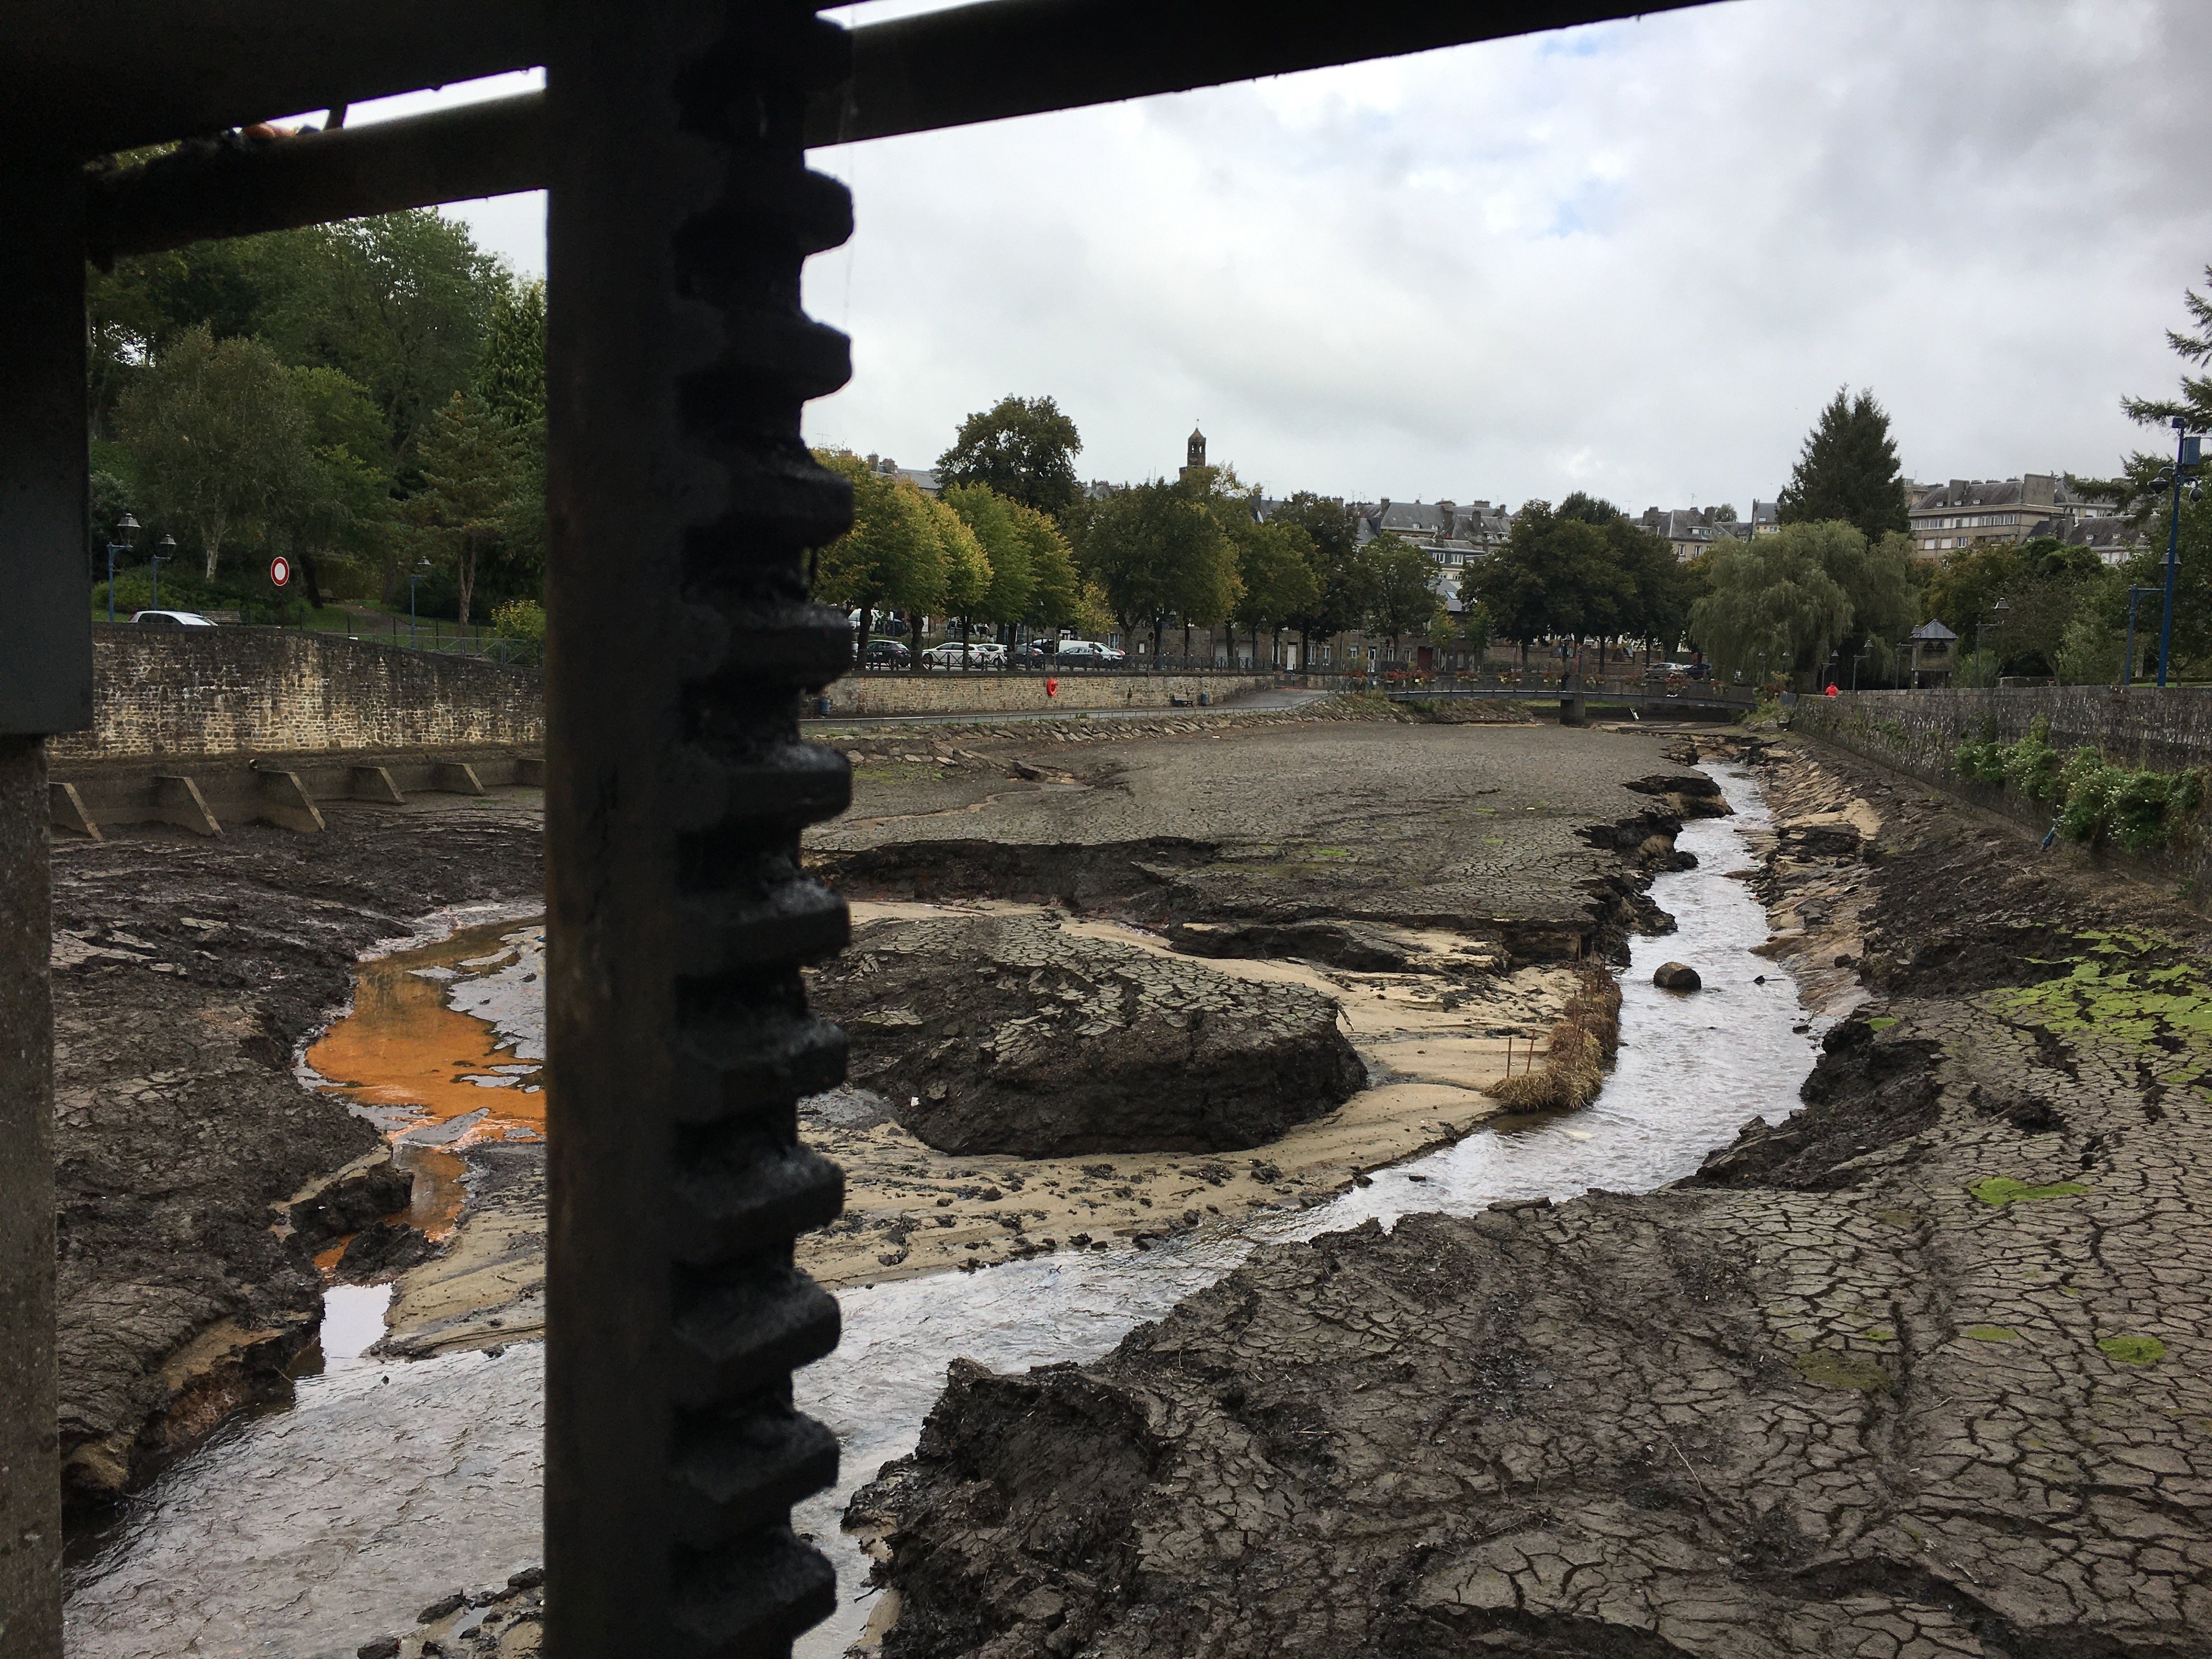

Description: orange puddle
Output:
[307,916,543,1245]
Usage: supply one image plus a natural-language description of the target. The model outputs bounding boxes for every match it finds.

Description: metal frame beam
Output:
[89,0,1713,259]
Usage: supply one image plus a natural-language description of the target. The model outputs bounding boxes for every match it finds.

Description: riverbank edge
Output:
[838,737,1937,1655]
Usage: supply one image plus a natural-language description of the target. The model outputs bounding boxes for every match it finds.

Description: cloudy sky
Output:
[363,0,2212,514]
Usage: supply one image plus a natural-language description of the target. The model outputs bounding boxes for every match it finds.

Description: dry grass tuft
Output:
[1485,968,1623,1113]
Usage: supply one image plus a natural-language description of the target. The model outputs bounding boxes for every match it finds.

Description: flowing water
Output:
[65,763,1824,1659]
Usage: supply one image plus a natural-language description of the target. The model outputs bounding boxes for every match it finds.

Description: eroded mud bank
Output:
[851,737,2212,1659]
[48,797,543,1507]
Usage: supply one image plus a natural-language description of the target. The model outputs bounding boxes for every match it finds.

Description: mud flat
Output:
[853,735,2212,1659]
[66,705,1754,1659]
[48,792,542,1506]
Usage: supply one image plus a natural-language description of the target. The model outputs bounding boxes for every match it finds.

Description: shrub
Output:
[1950,715,2205,854]
[492,598,546,641]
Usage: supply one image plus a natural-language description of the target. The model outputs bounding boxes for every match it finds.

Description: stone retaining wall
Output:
[50,627,544,764]
[1789,685,2212,901]
[821,670,1277,718]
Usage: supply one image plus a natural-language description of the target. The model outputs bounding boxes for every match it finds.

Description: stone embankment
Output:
[851,736,2212,1658]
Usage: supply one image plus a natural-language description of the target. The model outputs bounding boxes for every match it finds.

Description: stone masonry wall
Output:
[821,670,1276,718]
[1790,685,2212,901]
[50,627,544,764]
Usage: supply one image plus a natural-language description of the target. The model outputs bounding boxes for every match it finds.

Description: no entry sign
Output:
[269,555,291,588]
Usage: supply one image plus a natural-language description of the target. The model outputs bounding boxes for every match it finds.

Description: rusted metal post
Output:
[0,151,90,1659]
[542,2,856,1652]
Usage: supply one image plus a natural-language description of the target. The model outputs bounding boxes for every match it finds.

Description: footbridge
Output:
[1386,683,1757,723]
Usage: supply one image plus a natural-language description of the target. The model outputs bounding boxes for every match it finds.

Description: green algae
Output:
[1970,1177,2090,1207]
[1865,1016,1898,1032]
[1872,1206,1921,1228]
[1862,1326,1897,1342]
[2097,1335,2166,1366]
[1965,1325,2019,1342]
[1796,1351,1894,1393]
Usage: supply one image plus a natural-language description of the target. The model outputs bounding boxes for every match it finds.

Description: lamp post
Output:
[409,559,431,650]
[2122,585,2164,687]
[149,534,174,609]
[1976,597,2011,686]
[104,512,139,622]
[2157,416,2203,688]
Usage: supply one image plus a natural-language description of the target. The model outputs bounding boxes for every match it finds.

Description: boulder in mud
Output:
[808,913,1364,1155]
[1652,960,1701,991]
[291,1159,413,1250]
[335,1221,436,1281]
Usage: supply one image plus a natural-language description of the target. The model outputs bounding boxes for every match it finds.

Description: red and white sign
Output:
[269,555,291,588]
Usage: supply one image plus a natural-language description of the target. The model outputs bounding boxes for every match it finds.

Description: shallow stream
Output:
[64,763,1826,1659]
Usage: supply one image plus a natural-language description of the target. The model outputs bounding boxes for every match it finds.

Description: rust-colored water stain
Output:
[306,917,544,1248]
[307,917,543,1141]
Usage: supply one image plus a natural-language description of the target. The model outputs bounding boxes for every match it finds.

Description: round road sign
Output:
[269,555,291,588]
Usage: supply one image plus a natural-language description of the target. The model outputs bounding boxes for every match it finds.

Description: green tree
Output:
[1776,387,1911,542]
[944,483,1032,631]
[1075,480,1229,660]
[923,491,994,624]
[404,392,527,625]
[261,211,503,470]
[811,450,947,646]
[1014,503,1084,633]
[115,325,315,580]
[1271,493,1373,665]
[1365,534,1442,661]
[936,395,1084,518]
[1469,500,1635,673]
[1688,524,1859,685]
[280,365,396,606]
[1229,517,1318,666]
[475,279,547,429]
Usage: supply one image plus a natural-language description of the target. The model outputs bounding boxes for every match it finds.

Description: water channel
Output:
[65,763,1828,1659]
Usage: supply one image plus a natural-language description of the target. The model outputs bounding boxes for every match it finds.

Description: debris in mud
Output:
[1163,917,1422,972]
[289,1155,414,1252]
[336,1220,438,1280]
[1483,967,1621,1112]
[809,912,1364,1154]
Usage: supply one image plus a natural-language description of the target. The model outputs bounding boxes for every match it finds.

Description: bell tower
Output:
[1181,422,1206,483]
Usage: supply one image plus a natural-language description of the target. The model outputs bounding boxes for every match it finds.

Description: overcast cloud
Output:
[404,0,2212,512]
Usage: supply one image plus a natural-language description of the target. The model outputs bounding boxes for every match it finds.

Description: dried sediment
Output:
[810,912,1365,1155]
[850,738,2212,1658]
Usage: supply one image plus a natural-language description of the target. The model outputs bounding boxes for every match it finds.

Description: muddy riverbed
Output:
[856,739,2212,1659]
[64,719,1823,1659]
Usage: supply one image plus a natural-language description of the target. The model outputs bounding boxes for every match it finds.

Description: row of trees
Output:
[1688,271,2212,690]
[89,212,544,625]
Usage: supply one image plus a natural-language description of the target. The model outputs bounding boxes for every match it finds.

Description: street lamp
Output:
[409,558,432,649]
[2157,415,2203,689]
[1976,597,2011,685]
[104,512,139,622]
[149,533,174,608]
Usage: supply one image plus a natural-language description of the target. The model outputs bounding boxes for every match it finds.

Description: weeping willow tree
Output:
[1689,531,1854,686]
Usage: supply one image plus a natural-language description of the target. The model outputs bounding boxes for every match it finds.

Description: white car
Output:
[1051,639,1122,663]
[920,642,995,669]
[129,610,218,628]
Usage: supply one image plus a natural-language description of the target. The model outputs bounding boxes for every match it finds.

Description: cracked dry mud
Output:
[811,911,1366,1155]
[849,737,2212,1659]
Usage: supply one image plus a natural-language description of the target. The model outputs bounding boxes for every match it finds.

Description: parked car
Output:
[849,609,909,637]
[1049,639,1123,664]
[921,641,1004,669]
[861,637,910,668]
[130,610,217,628]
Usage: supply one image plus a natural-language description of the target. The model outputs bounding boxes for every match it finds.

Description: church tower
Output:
[1180,422,1206,483]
